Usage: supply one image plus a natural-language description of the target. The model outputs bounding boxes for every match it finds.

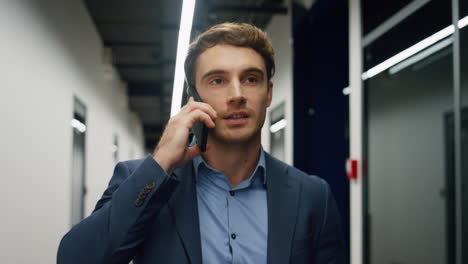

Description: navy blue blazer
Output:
[58,153,344,263]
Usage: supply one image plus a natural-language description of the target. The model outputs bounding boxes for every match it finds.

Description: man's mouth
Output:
[224,111,249,125]
[226,114,248,119]
[225,111,249,119]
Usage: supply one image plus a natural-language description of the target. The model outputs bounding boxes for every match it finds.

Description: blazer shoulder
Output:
[264,152,328,191]
[289,165,327,187]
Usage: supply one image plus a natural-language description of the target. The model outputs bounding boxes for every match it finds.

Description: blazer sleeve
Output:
[57,155,180,264]
[314,179,346,264]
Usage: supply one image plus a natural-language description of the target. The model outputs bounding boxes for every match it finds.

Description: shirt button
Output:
[231,233,237,239]
[229,191,235,196]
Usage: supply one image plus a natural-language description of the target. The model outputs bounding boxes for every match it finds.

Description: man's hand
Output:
[153,97,217,174]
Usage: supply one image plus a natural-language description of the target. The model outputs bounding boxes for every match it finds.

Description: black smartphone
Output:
[187,85,208,152]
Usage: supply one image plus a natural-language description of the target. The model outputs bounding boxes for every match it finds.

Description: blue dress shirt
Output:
[193,150,267,264]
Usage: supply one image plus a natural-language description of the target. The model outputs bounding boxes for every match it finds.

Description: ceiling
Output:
[84,0,287,151]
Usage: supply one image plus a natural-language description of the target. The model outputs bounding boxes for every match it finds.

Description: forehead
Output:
[195,44,266,78]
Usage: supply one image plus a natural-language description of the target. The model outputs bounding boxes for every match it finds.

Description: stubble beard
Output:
[208,121,263,148]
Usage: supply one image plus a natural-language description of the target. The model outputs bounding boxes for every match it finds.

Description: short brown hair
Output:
[184,22,275,89]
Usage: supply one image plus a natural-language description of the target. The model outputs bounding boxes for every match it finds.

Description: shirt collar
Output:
[193,148,267,185]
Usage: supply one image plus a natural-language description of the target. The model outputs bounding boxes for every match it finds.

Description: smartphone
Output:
[187,85,208,152]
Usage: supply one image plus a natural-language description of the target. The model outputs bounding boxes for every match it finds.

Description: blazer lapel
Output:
[168,161,202,264]
[266,153,300,264]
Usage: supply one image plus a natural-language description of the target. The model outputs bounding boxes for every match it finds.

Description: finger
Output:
[186,101,217,120]
[180,97,196,114]
[188,110,216,128]
[185,145,201,160]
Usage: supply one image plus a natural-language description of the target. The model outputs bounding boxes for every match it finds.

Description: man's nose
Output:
[227,80,246,105]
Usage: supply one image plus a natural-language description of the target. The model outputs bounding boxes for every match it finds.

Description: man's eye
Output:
[245,77,258,84]
[209,78,223,85]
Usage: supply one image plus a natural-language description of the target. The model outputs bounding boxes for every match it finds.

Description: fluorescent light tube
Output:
[170,0,196,117]
[342,86,351,95]
[362,25,454,80]
[71,119,86,133]
[458,15,468,28]
[362,15,468,80]
[270,119,287,133]
[110,145,118,153]
[389,36,453,75]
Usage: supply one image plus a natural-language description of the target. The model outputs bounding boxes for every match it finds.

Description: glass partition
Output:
[363,1,453,263]
[458,0,468,263]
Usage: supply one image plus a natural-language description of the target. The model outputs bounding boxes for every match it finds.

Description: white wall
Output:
[0,1,145,263]
[262,0,294,165]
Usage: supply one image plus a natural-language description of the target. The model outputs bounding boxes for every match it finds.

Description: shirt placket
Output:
[227,188,243,264]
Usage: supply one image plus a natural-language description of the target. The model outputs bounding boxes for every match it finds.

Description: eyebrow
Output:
[243,67,265,76]
[201,70,228,81]
[201,67,266,81]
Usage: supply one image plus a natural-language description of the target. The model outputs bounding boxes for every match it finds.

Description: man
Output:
[58,23,344,264]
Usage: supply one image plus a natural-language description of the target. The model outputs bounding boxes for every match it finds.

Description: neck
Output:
[201,135,262,187]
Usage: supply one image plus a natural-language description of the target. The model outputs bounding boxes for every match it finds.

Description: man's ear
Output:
[267,81,273,107]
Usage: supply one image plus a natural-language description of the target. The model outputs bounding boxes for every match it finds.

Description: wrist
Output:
[152,153,173,174]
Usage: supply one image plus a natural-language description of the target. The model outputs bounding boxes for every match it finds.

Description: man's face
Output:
[194,44,273,144]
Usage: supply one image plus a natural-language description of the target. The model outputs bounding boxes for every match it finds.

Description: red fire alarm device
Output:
[346,158,358,180]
